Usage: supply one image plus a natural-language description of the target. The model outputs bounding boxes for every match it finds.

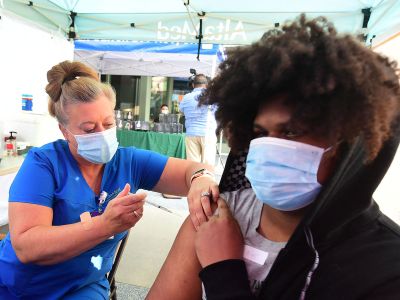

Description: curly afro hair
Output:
[201,14,400,161]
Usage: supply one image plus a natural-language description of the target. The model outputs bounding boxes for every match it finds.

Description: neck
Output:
[68,142,104,174]
[258,205,307,242]
[78,159,104,195]
[66,140,104,195]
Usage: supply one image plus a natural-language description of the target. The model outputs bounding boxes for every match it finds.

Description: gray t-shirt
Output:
[202,188,286,298]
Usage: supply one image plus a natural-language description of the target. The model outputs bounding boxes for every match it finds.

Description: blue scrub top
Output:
[0,140,168,299]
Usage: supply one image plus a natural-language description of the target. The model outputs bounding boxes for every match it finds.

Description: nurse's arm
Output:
[9,189,143,265]
[152,157,219,227]
[9,202,109,265]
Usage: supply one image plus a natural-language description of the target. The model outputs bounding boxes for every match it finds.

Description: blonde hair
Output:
[46,60,116,125]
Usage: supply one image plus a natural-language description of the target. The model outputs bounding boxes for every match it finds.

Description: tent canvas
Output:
[2,0,400,47]
[74,40,223,77]
[3,0,400,77]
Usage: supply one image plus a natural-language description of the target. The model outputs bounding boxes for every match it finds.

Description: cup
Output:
[115,110,122,119]
[124,120,133,130]
[177,124,183,133]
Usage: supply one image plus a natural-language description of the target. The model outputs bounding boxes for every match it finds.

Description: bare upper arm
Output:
[153,157,192,196]
[9,202,53,246]
[147,217,203,300]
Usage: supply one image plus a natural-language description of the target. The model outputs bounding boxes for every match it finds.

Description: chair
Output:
[0,224,8,241]
[108,230,131,300]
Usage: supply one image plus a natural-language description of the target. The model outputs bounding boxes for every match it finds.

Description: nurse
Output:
[0,61,219,299]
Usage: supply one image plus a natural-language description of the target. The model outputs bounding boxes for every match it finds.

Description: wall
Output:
[373,35,400,224]
[373,34,400,64]
[0,9,74,148]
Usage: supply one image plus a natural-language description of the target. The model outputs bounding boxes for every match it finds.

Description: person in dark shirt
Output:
[147,14,400,300]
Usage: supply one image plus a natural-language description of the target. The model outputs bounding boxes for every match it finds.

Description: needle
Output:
[145,200,174,214]
[128,192,175,214]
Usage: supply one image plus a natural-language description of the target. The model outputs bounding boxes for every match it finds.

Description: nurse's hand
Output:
[100,183,146,236]
[187,176,219,230]
[195,198,243,268]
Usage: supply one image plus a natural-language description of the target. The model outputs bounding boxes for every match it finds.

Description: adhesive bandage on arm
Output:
[80,212,93,230]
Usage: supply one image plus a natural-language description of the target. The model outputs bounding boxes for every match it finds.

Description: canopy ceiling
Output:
[74,40,223,77]
[2,0,400,46]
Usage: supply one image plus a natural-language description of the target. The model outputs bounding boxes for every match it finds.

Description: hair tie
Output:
[62,75,80,85]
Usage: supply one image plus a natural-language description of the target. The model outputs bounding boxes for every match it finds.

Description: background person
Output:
[179,74,217,166]
[147,15,400,299]
[154,104,169,123]
[0,61,219,299]
[160,104,169,115]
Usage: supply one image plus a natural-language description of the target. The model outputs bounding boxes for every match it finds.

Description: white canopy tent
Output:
[74,40,223,77]
[2,0,400,77]
[2,0,400,46]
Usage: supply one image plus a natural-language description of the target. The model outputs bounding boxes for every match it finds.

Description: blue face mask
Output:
[245,137,330,211]
[70,126,119,164]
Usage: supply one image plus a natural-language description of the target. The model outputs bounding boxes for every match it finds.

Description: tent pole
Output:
[196,12,205,61]
[30,5,67,33]
[68,11,76,39]
[183,0,199,36]
[10,0,67,14]
[360,7,372,43]
[372,31,400,49]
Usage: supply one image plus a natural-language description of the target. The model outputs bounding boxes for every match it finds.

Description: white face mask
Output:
[68,126,119,164]
[245,137,331,211]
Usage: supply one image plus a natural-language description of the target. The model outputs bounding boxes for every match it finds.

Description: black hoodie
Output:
[200,120,400,300]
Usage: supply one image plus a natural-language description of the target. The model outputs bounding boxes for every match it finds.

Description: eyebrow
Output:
[79,116,114,125]
[80,121,95,125]
[253,124,269,136]
[253,122,290,132]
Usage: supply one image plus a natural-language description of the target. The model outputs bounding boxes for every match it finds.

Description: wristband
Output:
[80,212,93,230]
[190,168,215,184]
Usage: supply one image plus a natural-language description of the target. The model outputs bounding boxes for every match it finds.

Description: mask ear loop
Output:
[62,125,79,150]
[323,139,344,154]
[323,146,333,153]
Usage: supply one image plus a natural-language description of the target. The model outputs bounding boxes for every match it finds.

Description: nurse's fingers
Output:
[116,192,147,206]
[131,207,144,219]
[123,200,145,213]
[117,183,131,198]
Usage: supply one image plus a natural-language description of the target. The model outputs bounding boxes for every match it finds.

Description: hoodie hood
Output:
[303,116,400,244]
[259,116,400,299]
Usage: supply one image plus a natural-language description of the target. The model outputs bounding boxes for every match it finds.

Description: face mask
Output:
[69,126,119,164]
[161,109,169,114]
[245,137,330,211]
